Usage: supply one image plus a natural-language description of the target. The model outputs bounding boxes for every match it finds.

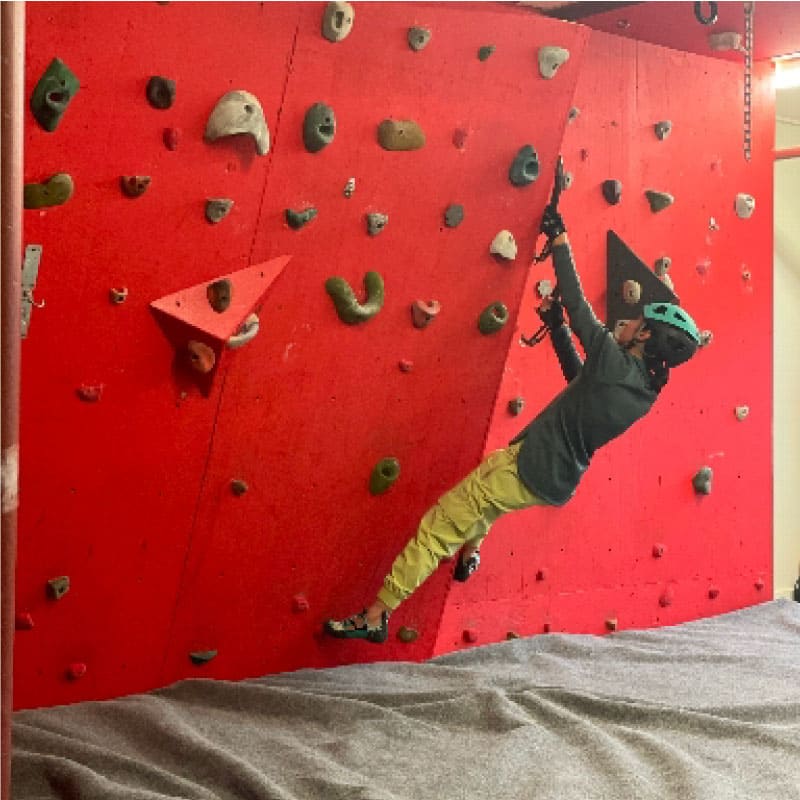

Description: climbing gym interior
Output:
[3,2,800,799]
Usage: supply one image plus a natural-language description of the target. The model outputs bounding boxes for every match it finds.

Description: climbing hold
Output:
[694,1,719,25]
[286,207,318,229]
[709,31,743,51]
[189,650,218,665]
[76,384,103,402]
[508,145,540,187]
[605,618,618,632]
[543,622,552,633]
[365,212,388,236]
[659,587,674,607]
[699,330,714,347]
[292,594,310,612]
[452,128,468,149]
[735,193,755,219]
[109,287,128,305]
[562,172,573,190]
[478,302,509,334]
[398,360,413,373]
[187,341,216,374]
[506,631,521,640]
[408,27,431,51]
[322,1,354,42]
[654,256,672,276]
[205,199,234,224]
[398,626,419,643]
[645,190,674,213]
[654,120,672,140]
[30,57,80,132]
[535,568,547,581]
[709,216,720,231]
[708,586,720,599]
[377,119,426,151]
[411,299,441,329]
[622,280,642,304]
[477,45,495,61]
[538,46,569,79]
[602,180,622,205]
[735,405,749,421]
[741,266,752,282]
[692,466,713,495]
[46,576,70,601]
[508,397,525,416]
[568,107,580,123]
[755,577,765,592]
[205,90,270,155]
[303,102,336,153]
[230,479,248,496]
[228,314,260,349]
[120,175,151,198]
[537,279,554,298]
[462,628,478,643]
[325,271,385,324]
[206,279,232,313]
[145,75,175,109]
[444,204,464,228]
[66,663,87,681]
[580,148,590,161]
[163,127,180,150]
[652,543,666,558]
[343,177,356,198]
[15,612,34,630]
[24,173,74,209]
[369,457,400,495]
[490,230,517,260]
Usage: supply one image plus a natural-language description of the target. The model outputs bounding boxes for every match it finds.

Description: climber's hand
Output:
[540,203,566,241]
[537,297,565,329]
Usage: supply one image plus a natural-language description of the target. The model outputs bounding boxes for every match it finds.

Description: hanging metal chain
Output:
[743,2,754,161]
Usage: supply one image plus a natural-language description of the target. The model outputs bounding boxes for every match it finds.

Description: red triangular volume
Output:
[605,231,679,332]
[150,255,291,394]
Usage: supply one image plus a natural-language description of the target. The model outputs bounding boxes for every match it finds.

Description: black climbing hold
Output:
[444,204,464,228]
[694,1,718,25]
[286,207,318,229]
[645,190,674,213]
[146,76,176,109]
[509,145,540,187]
[693,466,713,495]
[602,179,622,205]
[303,102,336,153]
[230,479,248,496]
[189,650,218,665]
[478,45,495,61]
[120,175,151,198]
[206,279,232,313]
[508,397,525,416]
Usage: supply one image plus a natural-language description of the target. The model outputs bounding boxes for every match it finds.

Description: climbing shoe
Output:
[454,550,481,582]
[324,610,388,643]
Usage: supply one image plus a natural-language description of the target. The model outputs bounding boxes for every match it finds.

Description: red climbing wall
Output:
[16,2,590,708]
[433,32,774,651]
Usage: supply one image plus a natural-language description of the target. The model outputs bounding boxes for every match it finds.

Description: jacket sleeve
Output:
[549,325,583,383]
[553,241,606,355]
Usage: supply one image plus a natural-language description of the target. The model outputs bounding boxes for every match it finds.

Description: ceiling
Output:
[524,2,800,62]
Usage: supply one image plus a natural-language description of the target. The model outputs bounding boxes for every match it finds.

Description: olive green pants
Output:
[377,442,547,611]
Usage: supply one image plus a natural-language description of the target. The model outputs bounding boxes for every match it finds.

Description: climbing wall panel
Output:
[434,31,774,652]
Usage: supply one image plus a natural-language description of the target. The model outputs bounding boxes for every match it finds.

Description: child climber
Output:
[325,184,701,644]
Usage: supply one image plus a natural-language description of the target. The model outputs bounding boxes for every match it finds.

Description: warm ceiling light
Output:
[774,55,800,90]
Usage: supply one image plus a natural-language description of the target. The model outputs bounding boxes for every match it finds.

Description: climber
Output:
[324,160,701,643]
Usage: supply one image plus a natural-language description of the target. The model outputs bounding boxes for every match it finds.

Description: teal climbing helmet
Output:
[642,302,700,367]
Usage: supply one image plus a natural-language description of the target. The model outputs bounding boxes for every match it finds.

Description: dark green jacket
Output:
[511,242,657,506]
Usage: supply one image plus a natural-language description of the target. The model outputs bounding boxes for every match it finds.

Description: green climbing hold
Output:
[325,271,385,324]
[478,302,509,334]
[286,207,318,229]
[508,145,540,187]
[478,45,496,61]
[645,189,674,213]
[369,457,400,495]
[30,57,80,132]
[24,173,74,209]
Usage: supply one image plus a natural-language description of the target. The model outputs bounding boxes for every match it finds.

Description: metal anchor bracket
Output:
[21,244,44,339]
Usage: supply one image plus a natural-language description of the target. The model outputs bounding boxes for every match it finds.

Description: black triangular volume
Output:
[605,230,680,332]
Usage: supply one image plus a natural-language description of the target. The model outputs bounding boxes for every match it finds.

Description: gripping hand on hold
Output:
[536,295,565,331]
[534,155,567,262]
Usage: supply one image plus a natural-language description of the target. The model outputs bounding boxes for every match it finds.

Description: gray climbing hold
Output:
[189,650,218,665]
[735,193,755,219]
[205,90,270,156]
[490,230,517,260]
[508,145,540,187]
[478,302,508,334]
[654,257,674,291]
[538,46,569,79]
[322,1,354,42]
[735,406,749,421]
[478,45,496,61]
[693,466,713,495]
[325,271,385,324]
[370,457,400,495]
[444,204,464,228]
[602,179,622,205]
[206,279,232,313]
[205,198,233,224]
[654,120,672,140]
[46,576,70,601]
[562,171,573,190]
[408,27,431,51]
[622,280,642,304]
[303,102,336,153]
[709,31,743,51]
[366,212,388,236]
[343,177,356,198]
[508,397,525,416]
[286,207,318,229]
[699,330,714,347]
[146,76,176,109]
[645,190,674,213]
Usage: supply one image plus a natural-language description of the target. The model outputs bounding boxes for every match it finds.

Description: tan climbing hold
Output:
[411,299,441,328]
[205,90,270,156]
[490,230,517,260]
[377,119,426,151]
